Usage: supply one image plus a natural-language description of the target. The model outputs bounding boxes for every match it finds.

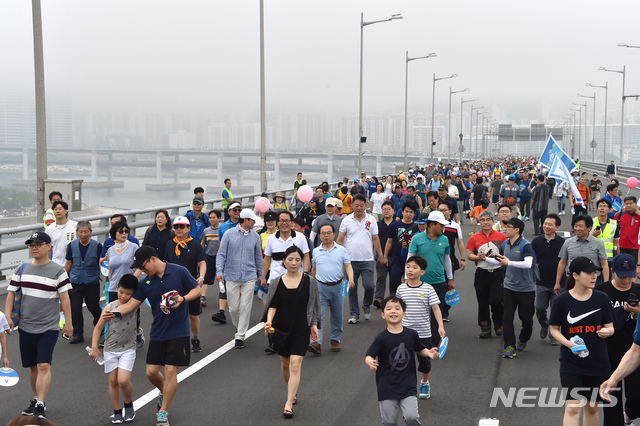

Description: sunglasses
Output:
[117,229,130,234]
[174,224,188,229]
[230,208,242,212]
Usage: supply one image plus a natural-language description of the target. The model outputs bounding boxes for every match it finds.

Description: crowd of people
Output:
[3,157,640,425]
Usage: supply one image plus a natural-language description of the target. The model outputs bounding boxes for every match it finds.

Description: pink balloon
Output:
[297,185,313,203]
[627,177,638,190]
[255,197,271,213]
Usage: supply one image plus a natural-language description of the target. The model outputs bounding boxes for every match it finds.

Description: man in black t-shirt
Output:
[382,202,418,295]
[165,216,206,353]
[596,253,640,425]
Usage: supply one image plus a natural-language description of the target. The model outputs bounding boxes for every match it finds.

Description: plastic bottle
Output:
[85,346,105,365]
[570,335,589,358]
[219,281,226,294]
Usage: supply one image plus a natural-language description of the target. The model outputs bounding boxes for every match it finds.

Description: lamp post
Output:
[358,12,403,176]
[569,108,581,159]
[474,108,486,157]
[578,93,596,162]
[404,51,436,171]
[470,105,484,159]
[586,82,608,162]
[599,66,626,164]
[259,0,267,191]
[618,43,640,48]
[430,73,457,164]
[459,97,477,162]
[572,102,587,160]
[448,88,469,162]
[32,0,47,221]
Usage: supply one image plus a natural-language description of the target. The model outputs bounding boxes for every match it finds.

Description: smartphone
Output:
[113,311,123,319]
[628,293,639,307]
[595,225,602,231]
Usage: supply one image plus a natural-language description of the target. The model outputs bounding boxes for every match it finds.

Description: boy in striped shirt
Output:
[395,255,445,399]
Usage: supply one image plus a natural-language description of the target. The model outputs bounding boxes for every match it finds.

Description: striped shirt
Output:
[8,261,71,334]
[395,282,440,338]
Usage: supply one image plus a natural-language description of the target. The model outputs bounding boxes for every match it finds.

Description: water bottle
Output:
[570,335,589,358]
[219,281,226,294]
[85,346,105,365]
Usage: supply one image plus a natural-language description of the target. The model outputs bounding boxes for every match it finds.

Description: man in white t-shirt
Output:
[337,194,385,324]
[45,200,78,267]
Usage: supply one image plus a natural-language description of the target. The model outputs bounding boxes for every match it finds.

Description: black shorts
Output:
[203,255,217,284]
[416,337,433,374]
[188,297,202,316]
[560,372,608,402]
[492,194,500,203]
[19,329,59,367]
[146,337,191,366]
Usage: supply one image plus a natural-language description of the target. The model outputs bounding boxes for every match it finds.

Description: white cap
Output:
[239,208,259,221]
[228,202,241,210]
[427,211,449,225]
[173,216,190,226]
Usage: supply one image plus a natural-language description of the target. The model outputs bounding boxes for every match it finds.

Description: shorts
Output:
[492,194,500,204]
[473,205,487,218]
[146,337,191,367]
[19,329,59,367]
[560,372,608,402]
[189,296,202,316]
[104,349,136,374]
[203,255,217,284]
[416,337,433,374]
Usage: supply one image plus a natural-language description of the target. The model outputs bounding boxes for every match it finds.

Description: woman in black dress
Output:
[263,245,320,419]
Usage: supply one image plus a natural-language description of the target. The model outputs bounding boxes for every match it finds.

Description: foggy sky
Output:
[1,1,639,123]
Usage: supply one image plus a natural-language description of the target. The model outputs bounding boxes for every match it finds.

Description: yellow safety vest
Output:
[593,217,616,258]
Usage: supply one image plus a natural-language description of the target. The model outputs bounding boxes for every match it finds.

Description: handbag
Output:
[10,262,27,327]
[272,274,307,351]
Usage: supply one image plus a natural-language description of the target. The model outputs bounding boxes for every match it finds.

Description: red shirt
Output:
[615,210,640,250]
[466,230,508,270]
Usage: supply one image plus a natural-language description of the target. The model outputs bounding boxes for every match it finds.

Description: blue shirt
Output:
[218,219,239,241]
[312,243,350,283]
[216,226,263,282]
[185,210,211,241]
[634,314,640,346]
[133,263,198,341]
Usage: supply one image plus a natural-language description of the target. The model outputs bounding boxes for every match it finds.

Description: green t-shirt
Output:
[408,232,450,283]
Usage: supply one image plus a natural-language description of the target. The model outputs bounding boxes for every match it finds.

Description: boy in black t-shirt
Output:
[366,296,439,426]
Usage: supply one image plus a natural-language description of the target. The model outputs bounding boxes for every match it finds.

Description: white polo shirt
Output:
[338,213,378,261]
[264,230,310,280]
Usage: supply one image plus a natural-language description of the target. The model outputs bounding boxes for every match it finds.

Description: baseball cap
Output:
[611,253,637,278]
[415,212,430,224]
[173,216,190,226]
[130,246,159,269]
[427,211,449,225]
[25,231,51,245]
[353,178,360,183]
[325,197,340,207]
[508,174,516,180]
[239,209,259,221]
[227,202,241,210]
[264,211,277,221]
[192,196,204,205]
[569,256,603,275]
[438,184,448,191]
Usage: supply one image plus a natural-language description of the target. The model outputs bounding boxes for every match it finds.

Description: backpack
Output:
[480,187,490,209]
[502,238,540,282]
[503,183,517,206]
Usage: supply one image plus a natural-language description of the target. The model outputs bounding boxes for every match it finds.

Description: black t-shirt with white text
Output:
[595,281,640,363]
[549,290,614,376]
[366,327,427,401]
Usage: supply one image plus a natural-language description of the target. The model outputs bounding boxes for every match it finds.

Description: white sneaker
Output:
[364,312,371,320]
[348,316,359,324]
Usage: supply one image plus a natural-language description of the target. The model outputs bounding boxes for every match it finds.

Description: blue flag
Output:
[539,135,577,173]
[548,156,585,207]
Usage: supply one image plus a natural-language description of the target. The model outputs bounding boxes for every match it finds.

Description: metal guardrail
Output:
[0,186,305,278]
[580,161,640,180]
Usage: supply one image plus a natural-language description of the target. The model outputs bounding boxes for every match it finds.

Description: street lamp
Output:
[572,102,587,160]
[259,0,267,191]
[404,51,436,171]
[569,108,581,159]
[431,73,457,163]
[599,66,626,164]
[618,43,640,48]
[358,12,403,176]
[473,107,486,157]
[448,88,469,162]
[470,105,484,159]
[586,82,608,162]
[459,97,477,163]
[578,93,596,162]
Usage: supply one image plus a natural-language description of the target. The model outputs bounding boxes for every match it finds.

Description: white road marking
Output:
[132,322,265,410]
[562,231,571,237]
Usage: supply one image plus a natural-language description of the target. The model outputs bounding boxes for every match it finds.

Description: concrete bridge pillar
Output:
[217,156,223,181]
[274,153,281,188]
[173,169,180,184]
[327,155,334,184]
[106,167,113,182]
[376,156,383,177]
[156,151,162,181]
[22,148,29,180]
[91,150,98,181]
